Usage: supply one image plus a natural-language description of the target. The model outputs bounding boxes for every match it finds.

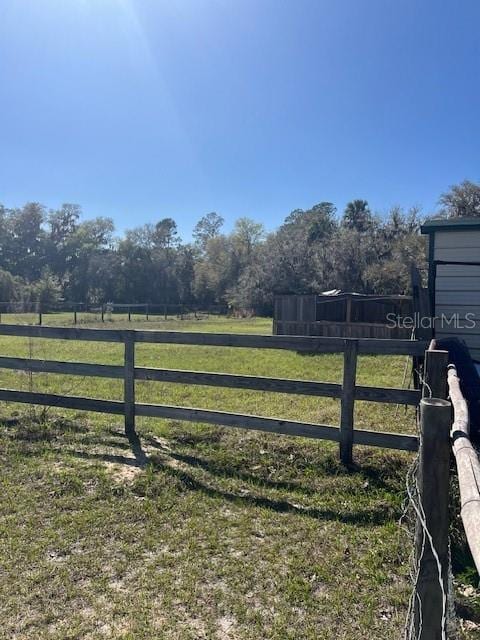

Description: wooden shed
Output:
[421,217,480,362]
[273,292,412,339]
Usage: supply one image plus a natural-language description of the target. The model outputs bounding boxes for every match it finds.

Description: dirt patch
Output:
[104,460,143,483]
[217,615,238,639]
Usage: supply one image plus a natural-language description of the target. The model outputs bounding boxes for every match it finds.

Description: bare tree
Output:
[438,180,480,218]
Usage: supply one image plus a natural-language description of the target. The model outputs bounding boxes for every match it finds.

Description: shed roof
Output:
[421,217,480,234]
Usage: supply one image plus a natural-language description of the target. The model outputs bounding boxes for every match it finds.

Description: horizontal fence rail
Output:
[0,389,419,452]
[0,357,421,406]
[0,324,423,459]
[0,324,427,355]
[0,389,125,415]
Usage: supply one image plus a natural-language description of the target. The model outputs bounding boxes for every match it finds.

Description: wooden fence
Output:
[0,324,426,462]
[4,322,478,634]
[414,347,451,639]
[273,293,413,339]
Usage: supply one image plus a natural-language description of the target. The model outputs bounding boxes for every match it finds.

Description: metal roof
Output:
[421,217,480,233]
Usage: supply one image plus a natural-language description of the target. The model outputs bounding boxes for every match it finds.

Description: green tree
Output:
[176,245,195,303]
[153,218,179,249]
[31,269,62,306]
[193,212,224,250]
[65,217,114,301]
[46,203,81,286]
[0,268,23,301]
[7,203,46,280]
[342,200,374,232]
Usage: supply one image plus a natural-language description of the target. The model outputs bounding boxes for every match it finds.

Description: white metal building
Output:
[421,218,480,361]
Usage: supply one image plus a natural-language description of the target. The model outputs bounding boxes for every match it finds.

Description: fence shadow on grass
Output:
[1,418,402,527]
[150,459,397,526]
[143,430,407,494]
[61,429,400,527]
[163,450,321,496]
[149,447,402,495]
[67,431,148,469]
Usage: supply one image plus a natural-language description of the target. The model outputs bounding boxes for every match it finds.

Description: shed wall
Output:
[433,230,480,361]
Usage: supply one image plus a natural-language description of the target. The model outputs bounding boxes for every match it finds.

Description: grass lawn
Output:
[0,316,478,638]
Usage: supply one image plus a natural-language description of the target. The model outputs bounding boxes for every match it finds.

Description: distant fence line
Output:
[0,302,230,324]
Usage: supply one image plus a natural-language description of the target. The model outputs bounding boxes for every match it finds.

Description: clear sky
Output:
[1,0,479,239]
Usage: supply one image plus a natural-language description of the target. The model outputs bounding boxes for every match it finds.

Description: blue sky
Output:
[0,0,479,239]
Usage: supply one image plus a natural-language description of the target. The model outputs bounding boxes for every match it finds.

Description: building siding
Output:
[432,230,480,360]
[434,229,480,263]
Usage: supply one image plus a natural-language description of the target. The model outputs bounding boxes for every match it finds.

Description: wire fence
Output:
[0,302,231,325]
[401,346,480,638]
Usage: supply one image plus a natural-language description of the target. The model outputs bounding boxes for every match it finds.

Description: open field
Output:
[0,317,478,639]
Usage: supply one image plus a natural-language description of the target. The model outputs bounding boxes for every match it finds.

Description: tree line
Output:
[0,180,478,315]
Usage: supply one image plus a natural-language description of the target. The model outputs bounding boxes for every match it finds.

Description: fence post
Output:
[339,339,358,464]
[101,304,105,323]
[146,304,149,321]
[423,348,449,399]
[413,397,451,639]
[38,304,42,326]
[73,306,77,325]
[124,331,135,436]
[345,296,352,323]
